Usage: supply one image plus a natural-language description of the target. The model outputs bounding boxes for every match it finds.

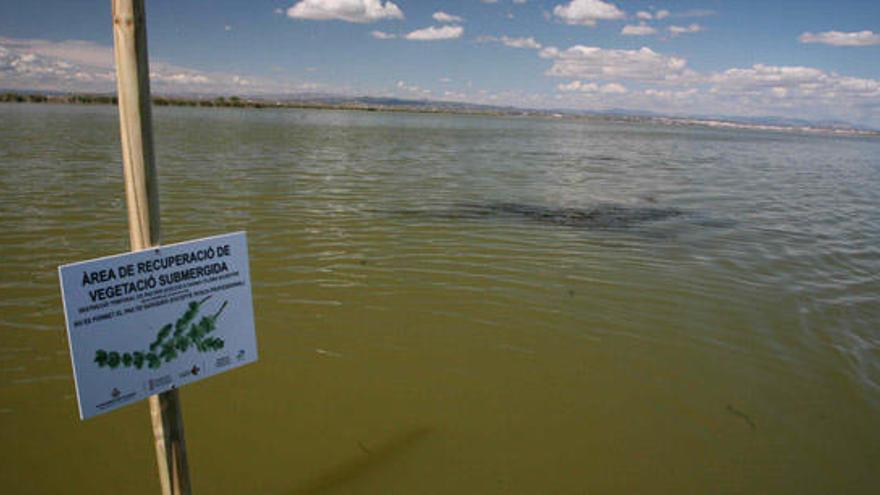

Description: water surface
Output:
[1,103,879,494]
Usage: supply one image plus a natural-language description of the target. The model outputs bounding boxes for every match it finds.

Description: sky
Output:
[1,0,879,127]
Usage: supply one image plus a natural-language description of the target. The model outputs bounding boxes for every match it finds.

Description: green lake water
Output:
[1,103,879,493]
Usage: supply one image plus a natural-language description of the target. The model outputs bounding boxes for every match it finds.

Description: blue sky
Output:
[1,0,879,126]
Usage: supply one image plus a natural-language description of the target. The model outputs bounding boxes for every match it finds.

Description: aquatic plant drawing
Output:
[93,296,227,370]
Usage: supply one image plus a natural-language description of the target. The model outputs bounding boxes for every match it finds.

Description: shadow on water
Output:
[287,426,433,495]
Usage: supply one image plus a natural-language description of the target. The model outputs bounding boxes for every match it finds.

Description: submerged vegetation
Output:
[449,202,685,229]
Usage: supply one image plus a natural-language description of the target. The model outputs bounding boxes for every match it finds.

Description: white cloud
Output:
[513,0,528,4]
[0,36,114,68]
[396,80,431,95]
[539,46,560,58]
[709,64,825,93]
[501,36,542,49]
[541,45,691,83]
[668,23,703,36]
[799,30,880,47]
[0,37,115,92]
[553,0,625,27]
[442,90,467,99]
[371,30,396,39]
[644,88,697,100]
[558,80,596,92]
[480,35,542,49]
[698,64,880,123]
[621,23,656,36]
[601,82,628,94]
[633,8,711,22]
[404,25,463,41]
[548,55,880,126]
[770,87,789,98]
[433,11,463,23]
[287,0,403,23]
[708,64,880,100]
[0,36,321,95]
[224,25,232,32]
[558,80,627,94]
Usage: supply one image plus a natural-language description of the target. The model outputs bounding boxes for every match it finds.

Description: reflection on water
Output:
[1,103,879,494]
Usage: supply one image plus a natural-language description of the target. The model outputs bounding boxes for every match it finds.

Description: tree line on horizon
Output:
[0,92,267,108]
[0,91,523,117]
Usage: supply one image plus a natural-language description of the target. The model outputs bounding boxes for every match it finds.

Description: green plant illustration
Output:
[94,296,228,370]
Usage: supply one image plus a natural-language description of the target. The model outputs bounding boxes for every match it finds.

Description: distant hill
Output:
[268,93,524,114]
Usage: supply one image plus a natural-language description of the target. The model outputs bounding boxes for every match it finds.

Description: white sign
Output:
[58,232,258,420]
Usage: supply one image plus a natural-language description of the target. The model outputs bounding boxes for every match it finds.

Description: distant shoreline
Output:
[0,92,521,116]
[2,92,878,138]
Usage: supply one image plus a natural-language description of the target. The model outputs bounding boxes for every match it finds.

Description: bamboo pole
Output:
[112,1,191,494]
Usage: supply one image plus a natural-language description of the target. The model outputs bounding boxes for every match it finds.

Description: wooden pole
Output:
[112,1,191,494]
